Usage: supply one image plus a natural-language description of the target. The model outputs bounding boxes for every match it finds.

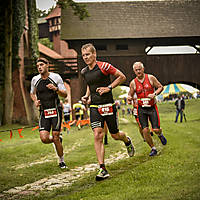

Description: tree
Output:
[3,0,14,124]
[57,0,89,20]
[1,0,89,125]
[36,7,56,18]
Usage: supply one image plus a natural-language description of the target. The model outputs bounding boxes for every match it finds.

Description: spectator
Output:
[73,101,86,129]
[175,95,185,123]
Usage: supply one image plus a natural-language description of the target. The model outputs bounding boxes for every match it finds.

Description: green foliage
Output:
[36,6,56,18]
[39,38,53,50]
[0,99,200,199]
[112,86,126,100]
[27,0,39,64]
[12,0,25,70]
[0,7,4,124]
[57,0,90,20]
[0,4,5,90]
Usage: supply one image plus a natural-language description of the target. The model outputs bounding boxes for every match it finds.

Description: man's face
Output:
[36,61,48,75]
[82,47,96,65]
[134,64,144,78]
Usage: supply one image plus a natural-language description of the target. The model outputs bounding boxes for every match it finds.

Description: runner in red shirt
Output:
[81,43,135,181]
[128,62,167,156]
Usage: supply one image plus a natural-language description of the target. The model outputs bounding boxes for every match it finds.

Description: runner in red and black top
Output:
[81,43,135,181]
[128,61,167,157]
[30,57,68,169]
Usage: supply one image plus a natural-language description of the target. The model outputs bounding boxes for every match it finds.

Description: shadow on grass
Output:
[188,118,200,122]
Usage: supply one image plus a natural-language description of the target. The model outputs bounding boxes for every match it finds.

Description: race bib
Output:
[141,98,151,107]
[133,108,138,116]
[44,108,57,118]
[98,104,113,116]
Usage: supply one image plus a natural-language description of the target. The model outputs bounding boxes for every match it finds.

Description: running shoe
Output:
[126,136,135,157]
[158,134,167,145]
[149,149,157,156]
[96,168,110,181]
[59,161,67,169]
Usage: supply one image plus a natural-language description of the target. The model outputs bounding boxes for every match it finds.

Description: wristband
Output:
[154,92,157,96]
[108,85,112,90]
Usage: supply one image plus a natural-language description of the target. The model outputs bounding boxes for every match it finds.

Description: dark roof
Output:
[46,6,61,20]
[61,0,200,40]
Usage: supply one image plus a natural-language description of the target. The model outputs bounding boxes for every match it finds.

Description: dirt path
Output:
[1,147,129,199]
[13,139,85,170]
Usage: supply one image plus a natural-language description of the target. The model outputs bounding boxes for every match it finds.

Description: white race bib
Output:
[141,98,151,107]
[98,103,113,116]
[133,108,138,116]
[44,108,57,118]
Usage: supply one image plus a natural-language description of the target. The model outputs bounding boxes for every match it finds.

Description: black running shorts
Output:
[39,107,63,132]
[138,104,160,130]
[90,104,119,134]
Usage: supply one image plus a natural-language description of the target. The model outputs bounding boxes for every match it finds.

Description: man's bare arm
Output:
[127,80,135,104]
[148,75,163,98]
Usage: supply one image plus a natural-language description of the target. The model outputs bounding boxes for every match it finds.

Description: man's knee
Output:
[40,131,50,143]
[40,137,49,144]
[110,130,122,140]
[53,135,60,143]
[94,129,104,141]
[143,127,149,133]
[111,133,118,140]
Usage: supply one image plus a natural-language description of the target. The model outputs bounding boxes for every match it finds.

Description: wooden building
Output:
[60,0,200,101]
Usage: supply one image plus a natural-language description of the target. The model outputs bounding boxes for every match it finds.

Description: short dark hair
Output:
[36,57,49,64]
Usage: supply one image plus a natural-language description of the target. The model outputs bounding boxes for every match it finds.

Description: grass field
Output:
[0,99,200,200]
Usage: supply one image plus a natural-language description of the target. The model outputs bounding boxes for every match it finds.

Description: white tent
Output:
[118,86,129,99]
[180,84,199,94]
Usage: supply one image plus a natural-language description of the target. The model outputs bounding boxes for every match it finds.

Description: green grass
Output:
[0,99,200,200]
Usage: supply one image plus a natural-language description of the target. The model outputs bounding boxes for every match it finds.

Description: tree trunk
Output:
[19,0,33,125]
[18,33,33,125]
[3,0,14,124]
[12,69,27,123]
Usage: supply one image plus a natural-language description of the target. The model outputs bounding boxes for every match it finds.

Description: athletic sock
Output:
[59,156,64,163]
[152,146,156,150]
[100,164,106,171]
[125,137,131,146]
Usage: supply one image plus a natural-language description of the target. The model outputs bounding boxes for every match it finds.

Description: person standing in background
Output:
[63,98,71,133]
[175,95,185,123]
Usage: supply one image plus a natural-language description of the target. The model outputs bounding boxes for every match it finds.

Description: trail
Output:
[13,139,85,170]
[1,149,129,199]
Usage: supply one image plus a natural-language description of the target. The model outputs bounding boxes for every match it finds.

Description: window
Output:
[116,44,128,50]
[96,45,107,51]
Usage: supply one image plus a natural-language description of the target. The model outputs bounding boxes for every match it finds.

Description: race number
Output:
[98,104,113,116]
[133,108,138,116]
[141,98,151,107]
[44,108,57,118]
